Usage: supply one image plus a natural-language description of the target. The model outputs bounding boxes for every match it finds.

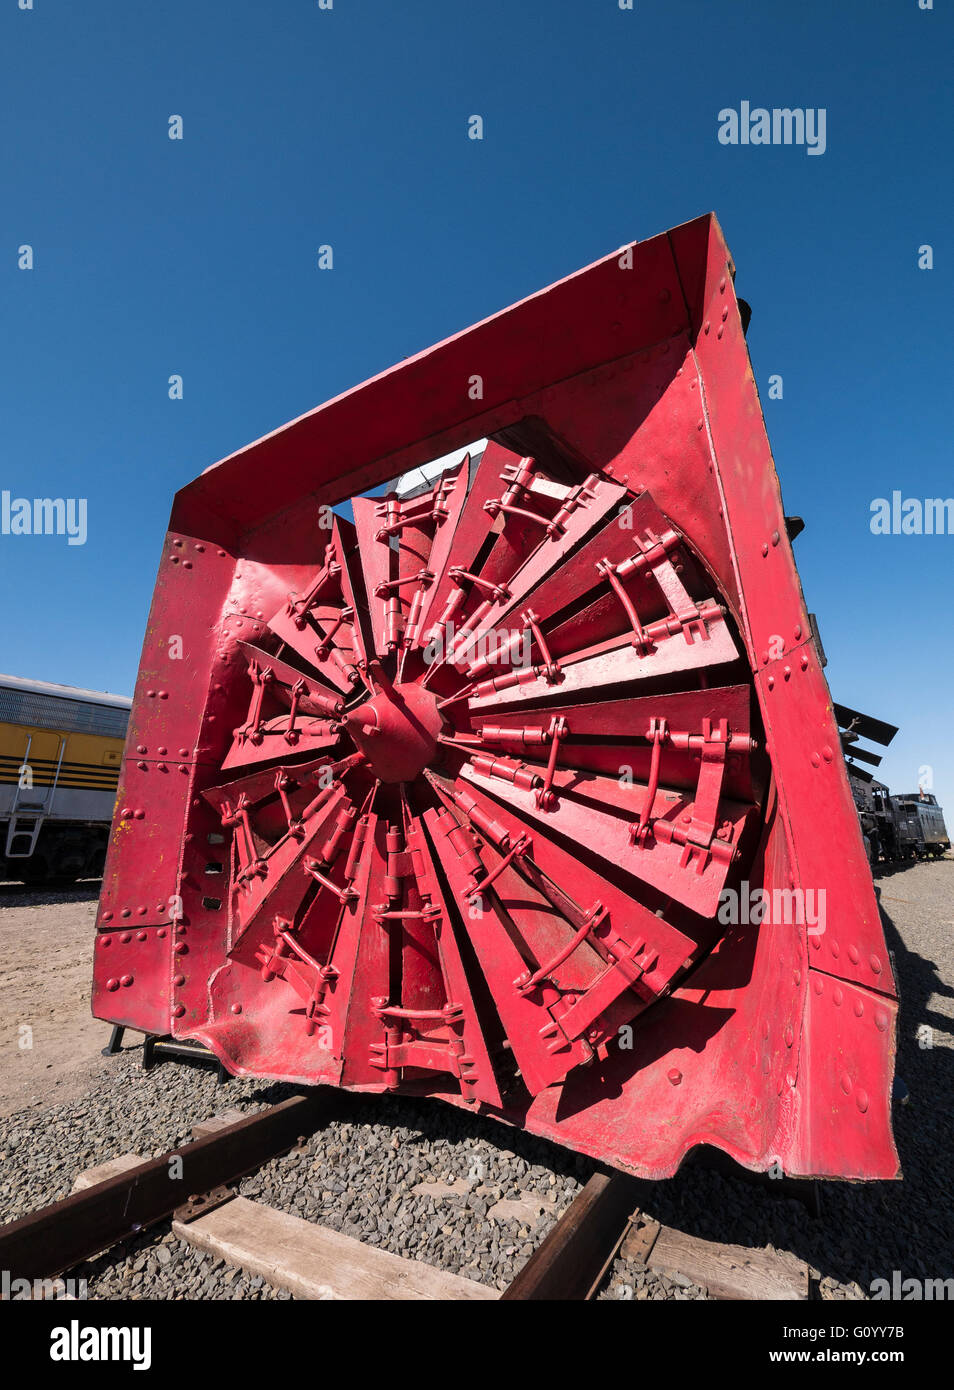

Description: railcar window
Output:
[0,688,129,738]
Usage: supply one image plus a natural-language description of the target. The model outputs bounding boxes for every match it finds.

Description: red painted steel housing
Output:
[92,214,899,1182]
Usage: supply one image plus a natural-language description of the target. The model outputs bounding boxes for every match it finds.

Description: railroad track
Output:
[0,1092,809,1301]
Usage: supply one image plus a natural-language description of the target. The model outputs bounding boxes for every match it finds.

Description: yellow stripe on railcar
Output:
[0,674,131,885]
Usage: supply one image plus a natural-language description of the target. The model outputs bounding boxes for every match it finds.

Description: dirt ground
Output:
[0,882,139,1117]
[0,858,950,1123]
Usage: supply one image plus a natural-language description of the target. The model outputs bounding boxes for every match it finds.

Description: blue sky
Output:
[1,0,951,803]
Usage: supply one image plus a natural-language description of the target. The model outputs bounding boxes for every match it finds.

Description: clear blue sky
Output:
[1,0,951,805]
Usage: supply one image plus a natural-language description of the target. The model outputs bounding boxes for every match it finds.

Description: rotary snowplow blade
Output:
[93,213,899,1182]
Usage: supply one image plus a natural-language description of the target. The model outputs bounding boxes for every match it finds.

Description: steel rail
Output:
[501,1170,640,1300]
[0,1091,328,1283]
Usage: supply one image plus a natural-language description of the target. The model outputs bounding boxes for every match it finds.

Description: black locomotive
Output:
[837,702,949,864]
[848,772,950,864]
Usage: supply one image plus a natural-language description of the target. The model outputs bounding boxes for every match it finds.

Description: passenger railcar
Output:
[892,792,950,857]
[0,674,131,885]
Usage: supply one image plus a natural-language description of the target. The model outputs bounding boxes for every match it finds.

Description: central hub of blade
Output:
[344,680,443,783]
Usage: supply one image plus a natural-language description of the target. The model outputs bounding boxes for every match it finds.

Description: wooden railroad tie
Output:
[66,1137,810,1302]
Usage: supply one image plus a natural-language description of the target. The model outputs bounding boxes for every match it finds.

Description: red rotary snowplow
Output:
[93,213,899,1182]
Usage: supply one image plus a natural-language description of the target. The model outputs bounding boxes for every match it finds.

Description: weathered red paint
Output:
[93,213,899,1182]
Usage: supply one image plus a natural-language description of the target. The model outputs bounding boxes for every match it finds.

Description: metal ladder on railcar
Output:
[4,734,66,858]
